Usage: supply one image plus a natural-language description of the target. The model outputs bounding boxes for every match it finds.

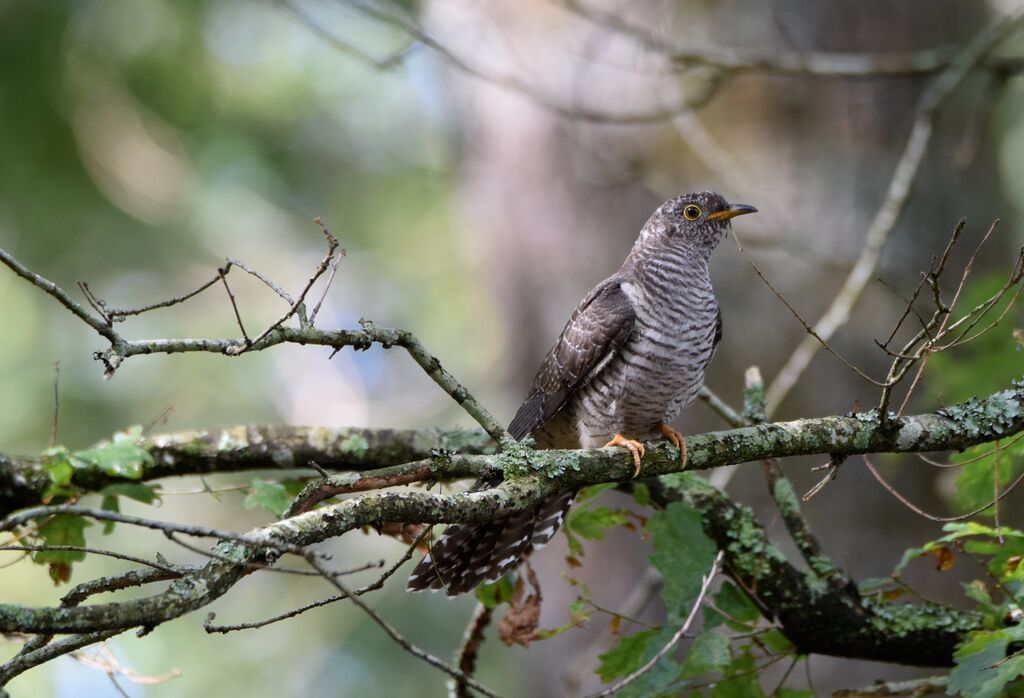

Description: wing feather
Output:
[508,278,636,440]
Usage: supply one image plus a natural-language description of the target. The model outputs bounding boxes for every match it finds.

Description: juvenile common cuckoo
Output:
[408,192,756,594]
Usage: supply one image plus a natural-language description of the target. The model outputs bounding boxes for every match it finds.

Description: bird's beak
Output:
[707,204,758,221]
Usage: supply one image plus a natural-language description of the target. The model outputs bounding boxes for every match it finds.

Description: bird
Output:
[407,192,756,595]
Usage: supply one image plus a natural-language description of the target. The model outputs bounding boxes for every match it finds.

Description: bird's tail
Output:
[406,489,575,595]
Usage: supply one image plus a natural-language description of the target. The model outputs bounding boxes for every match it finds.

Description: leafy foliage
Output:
[33,514,92,584]
[949,437,1024,516]
[243,478,306,518]
[562,483,639,563]
[590,501,792,696]
[948,624,1024,698]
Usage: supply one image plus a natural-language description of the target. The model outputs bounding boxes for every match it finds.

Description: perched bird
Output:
[407,192,756,595]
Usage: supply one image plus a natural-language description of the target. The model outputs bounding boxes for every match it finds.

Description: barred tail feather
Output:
[406,490,576,595]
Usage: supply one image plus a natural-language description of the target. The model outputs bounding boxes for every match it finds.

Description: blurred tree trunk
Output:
[426,0,1006,693]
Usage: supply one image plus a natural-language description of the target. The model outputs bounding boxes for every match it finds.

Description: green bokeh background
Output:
[2,1,1024,696]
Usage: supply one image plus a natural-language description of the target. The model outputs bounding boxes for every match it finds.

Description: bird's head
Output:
[638,192,757,256]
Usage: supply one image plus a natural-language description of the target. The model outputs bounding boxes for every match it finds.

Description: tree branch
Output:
[0,381,1020,663]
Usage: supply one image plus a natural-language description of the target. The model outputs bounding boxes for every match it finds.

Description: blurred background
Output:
[1,0,1023,695]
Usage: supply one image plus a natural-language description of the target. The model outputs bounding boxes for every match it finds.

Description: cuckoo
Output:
[408,192,756,594]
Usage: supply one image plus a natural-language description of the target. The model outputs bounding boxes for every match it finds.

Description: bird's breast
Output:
[569,273,720,447]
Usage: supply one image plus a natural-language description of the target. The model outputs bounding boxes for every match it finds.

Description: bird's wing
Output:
[508,277,636,440]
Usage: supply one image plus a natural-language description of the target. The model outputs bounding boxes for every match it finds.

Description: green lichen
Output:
[497,439,585,480]
[808,555,839,579]
[866,599,976,638]
[494,438,536,478]
[439,427,491,453]
[772,478,801,518]
[743,381,766,423]
[338,433,370,457]
[938,387,1023,439]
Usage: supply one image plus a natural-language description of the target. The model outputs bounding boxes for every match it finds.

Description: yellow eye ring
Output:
[682,204,702,221]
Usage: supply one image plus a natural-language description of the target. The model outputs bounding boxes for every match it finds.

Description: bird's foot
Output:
[658,424,688,469]
[604,433,646,477]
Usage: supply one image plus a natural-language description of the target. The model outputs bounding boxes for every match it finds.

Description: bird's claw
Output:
[604,433,646,477]
[658,424,688,470]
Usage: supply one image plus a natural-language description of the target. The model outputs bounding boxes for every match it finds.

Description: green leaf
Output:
[475,574,516,610]
[711,654,764,698]
[949,625,1024,698]
[631,482,652,507]
[567,506,627,540]
[597,629,658,682]
[72,437,153,480]
[43,460,73,487]
[952,439,1024,516]
[100,482,160,504]
[858,577,897,593]
[711,651,766,698]
[713,582,761,627]
[100,495,119,534]
[576,483,618,504]
[681,630,730,676]
[33,514,92,583]
[243,478,293,518]
[647,502,717,620]
[598,626,684,698]
[761,629,795,654]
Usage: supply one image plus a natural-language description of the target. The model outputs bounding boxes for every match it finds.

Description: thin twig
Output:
[218,267,250,343]
[229,219,339,354]
[765,11,1024,414]
[309,247,347,325]
[304,552,502,698]
[0,545,180,576]
[103,275,221,320]
[204,529,429,634]
[164,531,383,577]
[588,551,723,698]
[224,257,295,304]
[862,455,1024,522]
[0,248,119,343]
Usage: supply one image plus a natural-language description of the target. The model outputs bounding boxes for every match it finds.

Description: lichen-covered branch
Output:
[3,380,1022,519]
[1,381,1021,662]
[645,474,981,667]
[0,426,495,518]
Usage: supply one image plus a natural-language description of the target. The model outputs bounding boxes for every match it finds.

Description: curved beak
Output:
[707,203,758,221]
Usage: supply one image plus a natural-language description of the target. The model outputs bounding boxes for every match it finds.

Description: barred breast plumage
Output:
[408,192,756,595]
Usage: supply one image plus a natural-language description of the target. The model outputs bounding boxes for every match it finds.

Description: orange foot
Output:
[604,433,646,477]
[658,424,688,469]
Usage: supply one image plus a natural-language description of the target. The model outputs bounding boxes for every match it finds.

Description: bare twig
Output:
[0,249,119,343]
[102,275,221,320]
[228,218,339,354]
[862,454,1024,522]
[0,545,180,577]
[304,552,502,698]
[224,257,295,304]
[204,529,428,634]
[765,11,1024,413]
[218,267,250,343]
[697,386,745,428]
[309,246,346,325]
[558,0,1023,78]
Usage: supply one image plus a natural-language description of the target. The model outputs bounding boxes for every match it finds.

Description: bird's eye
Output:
[683,205,702,221]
